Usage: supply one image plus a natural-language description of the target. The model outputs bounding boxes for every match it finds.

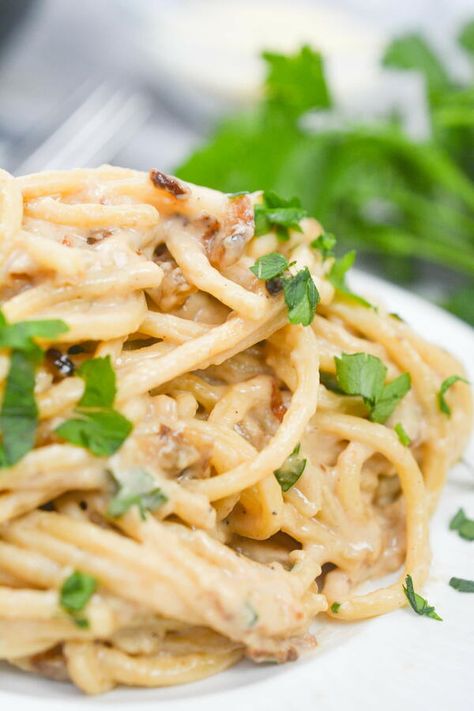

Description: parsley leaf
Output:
[283,266,319,326]
[250,253,289,280]
[56,356,132,457]
[437,374,469,416]
[327,251,372,308]
[449,508,474,541]
[274,444,306,492]
[263,45,332,117]
[449,577,474,593]
[334,353,411,424]
[402,575,442,621]
[0,313,68,363]
[459,20,474,56]
[77,357,117,408]
[311,232,336,258]
[335,353,386,404]
[254,191,309,241]
[250,255,319,326]
[0,351,38,467]
[0,312,69,467]
[370,373,412,424]
[394,422,411,446]
[60,571,97,628]
[330,602,341,613]
[383,34,451,93]
[108,468,168,520]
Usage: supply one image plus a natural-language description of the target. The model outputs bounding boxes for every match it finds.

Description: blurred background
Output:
[0,0,473,324]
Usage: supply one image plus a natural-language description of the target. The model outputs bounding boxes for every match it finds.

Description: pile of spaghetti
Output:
[0,166,470,695]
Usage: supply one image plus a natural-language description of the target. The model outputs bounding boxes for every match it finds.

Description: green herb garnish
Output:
[254,191,309,241]
[56,356,132,456]
[437,374,469,416]
[394,422,411,446]
[449,508,474,541]
[402,574,442,620]
[311,232,336,258]
[334,353,411,424]
[449,577,474,593]
[327,251,372,308]
[60,571,97,628]
[108,468,168,520]
[176,36,474,328]
[274,444,306,492]
[250,252,289,280]
[0,312,68,467]
[330,601,341,613]
[250,253,320,326]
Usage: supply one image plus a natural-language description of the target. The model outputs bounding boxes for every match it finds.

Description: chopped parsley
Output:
[449,508,474,541]
[437,374,469,416]
[394,422,411,446]
[311,232,336,258]
[254,191,309,241]
[250,253,319,326]
[56,356,132,457]
[250,252,289,280]
[0,312,68,467]
[327,250,372,308]
[330,601,341,613]
[274,444,306,492]
[402,575,442,621]
[108,468,168,520]
[449,577,474,593]
[60,571,97,628]
[334,353,411,424]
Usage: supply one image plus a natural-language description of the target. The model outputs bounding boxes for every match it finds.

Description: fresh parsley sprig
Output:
[0,312,68,467]
[108,468,168,520]
[437,374,469,416]
[332,353,411,424]
[56,356,132,457]
[274,443,306,492]
[60,570,97,628]
[254,191,309,241]
[327,250,372,308]
[402,574,442,621]
[449,508,474,541]
[250,253,319,326]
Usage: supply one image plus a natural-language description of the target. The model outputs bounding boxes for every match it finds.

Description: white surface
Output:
[0,271,473,709]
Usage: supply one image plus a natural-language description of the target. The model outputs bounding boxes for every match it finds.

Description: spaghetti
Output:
[0,165,471,694]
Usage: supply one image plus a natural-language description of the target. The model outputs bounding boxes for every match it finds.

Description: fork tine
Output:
[15,85,150,175]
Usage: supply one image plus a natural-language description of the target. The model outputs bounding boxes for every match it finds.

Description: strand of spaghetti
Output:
[0,541,63,587]
[34,292,148,343]
[16,166,138,199]
[0,169,23,249]
[165,220,268,319]
[15,230,87,277]
[0,475,102,524]
[140,311,211,343]
[117,303,286,401]
[187,326,319,501]
[327,303,450,496]
[0,445,93,489]
[64,640,243,695]
[314,412,429,619]
[25,197,159,228]
[335,442,372,519]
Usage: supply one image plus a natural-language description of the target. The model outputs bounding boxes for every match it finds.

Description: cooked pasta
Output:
[0,165,471,695]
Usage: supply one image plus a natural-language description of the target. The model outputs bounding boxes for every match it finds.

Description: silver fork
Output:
[13,83,151,175]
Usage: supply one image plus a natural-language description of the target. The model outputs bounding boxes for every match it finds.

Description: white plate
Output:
[1,271,473,710]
